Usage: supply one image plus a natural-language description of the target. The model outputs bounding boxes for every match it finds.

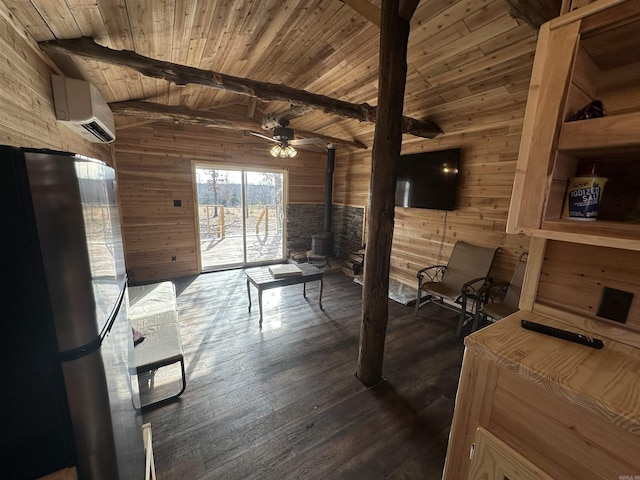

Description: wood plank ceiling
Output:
[4,0,542,149]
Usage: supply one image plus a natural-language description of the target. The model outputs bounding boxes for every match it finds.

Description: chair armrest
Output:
[477,281,510,303]
[417,265,447,289]
[417,265,446,286]
[461,276,492,297]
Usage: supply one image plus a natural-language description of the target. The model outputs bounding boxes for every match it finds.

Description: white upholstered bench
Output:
[128,281,186,408]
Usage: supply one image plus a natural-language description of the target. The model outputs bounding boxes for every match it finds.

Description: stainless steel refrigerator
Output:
[0,146,145,479]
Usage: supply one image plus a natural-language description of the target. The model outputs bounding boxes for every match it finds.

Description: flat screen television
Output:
[395,148,461,211]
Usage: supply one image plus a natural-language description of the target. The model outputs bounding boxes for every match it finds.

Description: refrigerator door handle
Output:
[59,284,125,362]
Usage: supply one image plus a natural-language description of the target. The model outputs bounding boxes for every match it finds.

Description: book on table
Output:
[269,264,302,278]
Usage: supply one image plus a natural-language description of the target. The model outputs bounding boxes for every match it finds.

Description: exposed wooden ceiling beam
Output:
[399,0,421,21]
[341,0,420,26]
[108,100,368,149]
[39,37,442,139]
[340,0,380,26]
[246,97,257,118]
[262,105,315,130]
[505,0,562,29]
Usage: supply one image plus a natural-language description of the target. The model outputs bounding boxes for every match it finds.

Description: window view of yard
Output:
[196,167,285,270]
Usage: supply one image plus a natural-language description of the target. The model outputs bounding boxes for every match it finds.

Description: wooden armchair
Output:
[470,252,528,333]
[414,241,499,336]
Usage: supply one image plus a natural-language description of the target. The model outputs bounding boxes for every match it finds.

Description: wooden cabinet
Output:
[507,0,640,251]
[443,313,640,480]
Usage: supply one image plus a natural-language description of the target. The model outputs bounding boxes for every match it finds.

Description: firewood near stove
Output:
[343,250,365,276]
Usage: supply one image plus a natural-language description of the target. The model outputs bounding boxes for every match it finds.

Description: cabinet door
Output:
[469,428,553,480]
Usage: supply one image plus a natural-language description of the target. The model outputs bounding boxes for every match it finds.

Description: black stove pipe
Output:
[324,145,336,233]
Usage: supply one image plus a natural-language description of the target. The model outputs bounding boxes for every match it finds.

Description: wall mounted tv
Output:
[395,148,461,211]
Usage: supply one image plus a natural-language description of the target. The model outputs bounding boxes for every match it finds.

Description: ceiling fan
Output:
[250,118,327,157]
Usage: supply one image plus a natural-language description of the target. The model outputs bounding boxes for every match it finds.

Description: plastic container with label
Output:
[562,162,607,221]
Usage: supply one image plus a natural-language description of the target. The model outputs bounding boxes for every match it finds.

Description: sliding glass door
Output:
[195,166,285,270]
[244,171,285,263]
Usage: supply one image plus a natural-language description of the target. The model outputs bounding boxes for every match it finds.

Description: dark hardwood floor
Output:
[142,269,465,479]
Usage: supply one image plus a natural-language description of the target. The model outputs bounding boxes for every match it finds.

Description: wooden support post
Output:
[356,0,410,387]
[219,206,225,238]
[256,206,269,234]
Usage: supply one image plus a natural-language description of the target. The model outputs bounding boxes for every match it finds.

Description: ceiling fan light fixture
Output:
[270,143,297,158]
[270,144,282,157]
[284,145,297,157]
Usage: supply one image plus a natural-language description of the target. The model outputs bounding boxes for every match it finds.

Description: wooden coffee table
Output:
[245,263,324,325]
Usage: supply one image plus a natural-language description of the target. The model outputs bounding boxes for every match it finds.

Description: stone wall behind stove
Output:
[286,204,324,255]
[331,205,364,260]
[286,204,364,260]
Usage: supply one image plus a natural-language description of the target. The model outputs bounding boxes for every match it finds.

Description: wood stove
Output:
[311,231,333,257]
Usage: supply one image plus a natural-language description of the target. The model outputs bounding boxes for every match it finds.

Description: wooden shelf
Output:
[537,219,640,250]
[558,111,640,154]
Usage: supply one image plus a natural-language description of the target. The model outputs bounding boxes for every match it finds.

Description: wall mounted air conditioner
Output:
[51,74,116,143]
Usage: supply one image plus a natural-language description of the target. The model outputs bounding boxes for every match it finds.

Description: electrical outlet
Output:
[597,287,633,323]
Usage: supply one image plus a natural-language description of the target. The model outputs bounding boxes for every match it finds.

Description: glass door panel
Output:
[196,167,244,269]
[244,171,284,263]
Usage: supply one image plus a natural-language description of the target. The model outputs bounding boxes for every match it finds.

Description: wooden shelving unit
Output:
[445,2,640,478]
[507,0,640,248]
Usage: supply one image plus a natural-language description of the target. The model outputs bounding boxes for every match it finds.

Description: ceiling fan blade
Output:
[249,131,276,143]
[290,137,326,147]
[296,144,328,152]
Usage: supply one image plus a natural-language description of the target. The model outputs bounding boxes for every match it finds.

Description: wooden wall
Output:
[0,1,110,160]
[114,124,326,282]
[333,122,532,288]
[537,240,640,329]
[115,119,532,286]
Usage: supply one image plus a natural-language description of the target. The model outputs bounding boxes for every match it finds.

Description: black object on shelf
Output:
[568,99,605,121]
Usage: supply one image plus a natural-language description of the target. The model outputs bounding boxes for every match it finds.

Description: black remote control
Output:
[521,320,604,349]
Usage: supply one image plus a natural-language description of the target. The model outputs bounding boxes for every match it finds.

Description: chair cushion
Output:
[421,281,463,302]
[434,242,497,296]
[502,258,527,310]
[482,302,517,321]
